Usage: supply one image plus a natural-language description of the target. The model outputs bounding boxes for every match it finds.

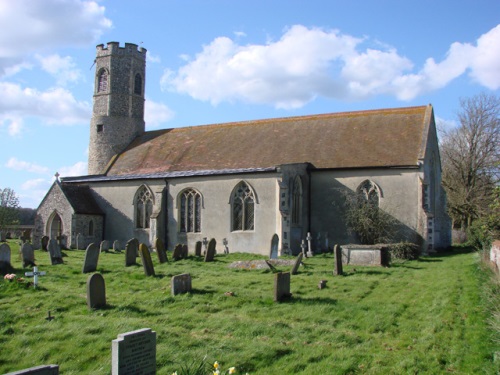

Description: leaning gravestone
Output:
[47,239,63,265]
[100,240,109,253]
[0,243,11,264]
[4,364,60,375]
[172,244,183,261]
[290,252,303,275]
[112,328,156,375]
[125,238,138,267]
[41,236,49,251]
[113,240,121,253]
[139,244,155,277]
[86,273,106,310]
[270,234,279,259]
[20,242,36,268]
[333,244,343,276]
[181,244,188,259]
[195,241,202,257]
[274,272,291,302]
[171,273,192,295]
[82,243,100,273]
[204,238,216,262]
[155,238,168,264]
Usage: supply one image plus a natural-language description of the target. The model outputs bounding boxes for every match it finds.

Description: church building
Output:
[34,42,451,256]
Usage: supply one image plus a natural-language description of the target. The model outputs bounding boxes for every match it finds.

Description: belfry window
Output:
[231,181,255,231]
[179,188,202,233]
[134,73,142,95]
[97,69,108,92]
[135,185,153,229]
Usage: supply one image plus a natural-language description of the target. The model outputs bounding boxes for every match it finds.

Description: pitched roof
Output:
[105,105,433,177]
[59,183,104,215]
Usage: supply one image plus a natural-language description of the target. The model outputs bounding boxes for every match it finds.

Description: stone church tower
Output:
[88,42,147,175]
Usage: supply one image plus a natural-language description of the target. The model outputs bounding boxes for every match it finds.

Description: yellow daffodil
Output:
[214,361,220,369]
[229,367,236,374]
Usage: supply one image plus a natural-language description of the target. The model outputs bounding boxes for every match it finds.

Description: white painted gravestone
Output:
[112,328,156,375]
[25,266,46,288]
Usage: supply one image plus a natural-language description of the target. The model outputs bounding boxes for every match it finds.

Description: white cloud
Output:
[36,54,83,85]
[0,82,91,130]
[145,99,175,129]
[21,178,47,191]
[58,161,88,177]
[162,24,500,108]
[0,0,112,76]
[5,157,50,174]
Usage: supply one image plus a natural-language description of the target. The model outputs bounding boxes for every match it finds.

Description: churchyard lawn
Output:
[0,240,497,374]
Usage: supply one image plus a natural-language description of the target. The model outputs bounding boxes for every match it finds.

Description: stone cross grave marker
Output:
[112,328,156,375]
[125,238,138,267]
[181,244,188,259]
[195,241,202,257]
[20,242,35,268]
[0,242,11,264]
[100,240,109,253]
[47,239,63,265]
[270,234,279,259]
[87,273,106,310]
[82,243,100,273]
[155,238,168,264]
[113,240,121,253]
[41,236,49,251]
[172,243,183,261]
[25,266,46,288]
[202,237,208,255]
[306,232,314,257]
[223,238,229,254]
[274,272,291,302]
[204,238,216,262]
[290,252,303,275]
[300,240,307,257]
[139,244,155,276]
[4,364,60,374]
[333,244,343,276]
[171,273,192,295]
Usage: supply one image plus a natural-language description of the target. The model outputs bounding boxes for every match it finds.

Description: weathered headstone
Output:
[204,238,216,262]
[20,242,36,268]
[86,273,106,310]
[76,233,84,250]
[113,240,121,252]
[222,238,229,254]
[82,243,100,273]
[139,244,155,276]
[270,234,279,259]
[111,328,156,375]
[125,238,138,266]
[334,244,343,275]
[47,239,63,265]
[290,252,303,275]
[0,243,11,264]
[172,243,183,261]
[4,364,59,375]
[100,240,109,253]
[155,238,168,264]
[195,241,202,257]
[41,236,49,251]
[171,273,192,295]
[181,244,188,259]
[274,272,291,302]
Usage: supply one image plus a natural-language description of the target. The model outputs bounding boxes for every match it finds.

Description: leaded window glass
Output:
[358,180,380,207]
[135,185,153,229]
[232,182,255,231]
[179,189,201,233]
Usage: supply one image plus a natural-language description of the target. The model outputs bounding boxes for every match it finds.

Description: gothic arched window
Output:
[179,188,202,233]
[97,69,108,93]
[291,176,303,225]
[135,185,154,229]
[357,180,381,207]
[231,181,255,231]
[134,73,142,95]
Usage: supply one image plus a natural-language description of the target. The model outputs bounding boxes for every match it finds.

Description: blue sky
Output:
[1,0,499,208]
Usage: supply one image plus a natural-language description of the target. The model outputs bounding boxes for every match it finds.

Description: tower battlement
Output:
[96,42,147,59]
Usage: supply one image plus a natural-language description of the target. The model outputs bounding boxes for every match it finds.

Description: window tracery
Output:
[232,181,255,231]
[179,188,202,233]
[135,185,153,229]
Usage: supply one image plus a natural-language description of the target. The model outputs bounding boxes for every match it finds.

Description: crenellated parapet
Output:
[96,41,147,59]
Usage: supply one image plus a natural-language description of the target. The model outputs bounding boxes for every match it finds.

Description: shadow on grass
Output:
[282,296,338,305]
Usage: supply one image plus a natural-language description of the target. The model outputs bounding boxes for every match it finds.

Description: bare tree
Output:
[440,93,500,229]
[0,187,20,230]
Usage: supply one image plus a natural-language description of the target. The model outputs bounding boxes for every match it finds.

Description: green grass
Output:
[0,240,498,374]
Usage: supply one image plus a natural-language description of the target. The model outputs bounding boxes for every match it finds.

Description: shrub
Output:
[388,242,419,262]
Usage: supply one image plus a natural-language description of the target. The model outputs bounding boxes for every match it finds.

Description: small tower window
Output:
[134,73,142,95]
[97,69,108,92]
[96,124,103,133]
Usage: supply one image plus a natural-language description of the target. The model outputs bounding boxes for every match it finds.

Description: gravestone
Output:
[155,238,168,264]
[172,244,183,261]
[195,241,202,257]
[47,239,63,265]
[0,243,11,264]
[113,240,121,252]
[181,244,188,259]
[274,272,291,302]
[25,266,46,288]
[290,252,303,275]
[21,242,36,268]
[125,238,138,266]
[204,238,216,262]
[41,236,49,251]
[100,240,109,253]
[0,231,6,242]
[300,240,307,257]
[333,244,343,275]
[82,243,100,273]
[171,273,192,295]
[86,273,106,310]
[222,238,229,254]
[4,364,59,374]
[139,244,155,276]
[306,232,314,257]
[270,234,279,259]
[22,230,30,243]
[111,328,156,375]
[76,233,84,250]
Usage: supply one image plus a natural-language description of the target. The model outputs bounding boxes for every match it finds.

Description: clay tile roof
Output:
[106,105,432,177]
[60,183,104,215]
